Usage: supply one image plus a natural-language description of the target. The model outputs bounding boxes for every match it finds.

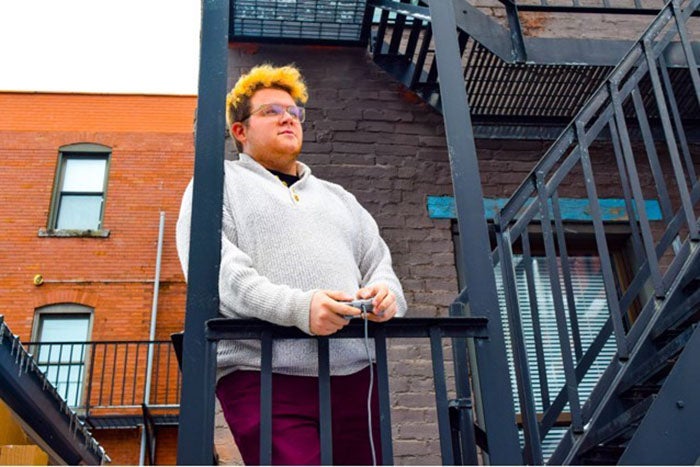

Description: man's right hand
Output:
[309,290,360,335]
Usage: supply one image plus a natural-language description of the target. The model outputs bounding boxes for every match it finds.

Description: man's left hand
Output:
[356,283,397,322]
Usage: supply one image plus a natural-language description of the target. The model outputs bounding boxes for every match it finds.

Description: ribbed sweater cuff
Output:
[291,289,317,335]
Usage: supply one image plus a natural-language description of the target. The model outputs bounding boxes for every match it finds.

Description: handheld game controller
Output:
[342,299,375,319]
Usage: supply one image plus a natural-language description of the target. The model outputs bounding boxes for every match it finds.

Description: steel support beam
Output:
[176,0,229,464]
[428,1,522,463]
[619,323,700,465]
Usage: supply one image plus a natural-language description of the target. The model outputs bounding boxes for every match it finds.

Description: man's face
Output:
[232,88,304,173]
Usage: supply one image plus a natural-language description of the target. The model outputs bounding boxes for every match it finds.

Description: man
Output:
[176,64,406,465]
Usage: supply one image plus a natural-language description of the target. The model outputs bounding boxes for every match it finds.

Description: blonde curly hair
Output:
[226,64,308,150]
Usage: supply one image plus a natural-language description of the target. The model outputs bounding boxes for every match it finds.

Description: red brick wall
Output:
[0,92,195,464]
[93,427,178,465]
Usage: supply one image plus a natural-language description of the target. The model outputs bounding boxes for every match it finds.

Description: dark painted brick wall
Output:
[225,43,700,464]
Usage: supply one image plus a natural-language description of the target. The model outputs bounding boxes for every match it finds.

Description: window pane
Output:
[40,315,90,342]
[37,313,90,408]
[56,195,103,230]
[495,255,616,461]
[62,158,106,192]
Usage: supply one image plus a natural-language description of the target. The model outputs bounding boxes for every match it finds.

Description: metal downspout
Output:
[140,211,166,465]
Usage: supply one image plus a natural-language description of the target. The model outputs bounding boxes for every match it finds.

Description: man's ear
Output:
[231,122,247,145]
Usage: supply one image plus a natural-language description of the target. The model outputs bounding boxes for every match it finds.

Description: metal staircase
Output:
[367,0,700,463]
[177,0,699,463]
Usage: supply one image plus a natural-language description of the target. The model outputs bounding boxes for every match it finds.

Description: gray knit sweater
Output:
[176,153,406,379]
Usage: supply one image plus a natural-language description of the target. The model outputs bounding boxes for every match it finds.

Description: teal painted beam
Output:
[427,196,663,222]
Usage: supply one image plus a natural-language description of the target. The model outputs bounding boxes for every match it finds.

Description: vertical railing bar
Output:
[551,191,583,361]
[318,336,333,465]
[521,232,551,411]
[260,331,273,466]
[449,304,479,465]
[503,0,527,62]
[410,25,432,88]
[66,344,75,406]
[154,342,161,404]
[109,344,119,405]
[404,16,424,61]
[658,56,696,183]
[574,121,631,361]
[426,49,439,85]
[164,344,172,405]
[374,328,394,465]
[629,89,675,224]
[76,343,87,408]
[55,344,64,400]
[642,39,699,240]
[99,343,107,407]
[387,11,406,55]
[610,81,667,297]
[175,348,181,404]
[535,171,584,432]
[429,326,454,465]
[374,9,390,57]
[608,117,645,265]
[86,343,96,415]
[120,343,128,405]
[454,370,479,464]
[540,320,614,436]
[132,343,140,405]
[496,222,544,464]
[671,0,700,108]
[630,80,685,257]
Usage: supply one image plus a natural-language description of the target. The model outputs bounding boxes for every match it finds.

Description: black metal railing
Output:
[369,0,699,131]
[504,0,700,15]
[24,340,181,417]
[368,0,613,128]
[198,317,489,465]
[488,0,699,461]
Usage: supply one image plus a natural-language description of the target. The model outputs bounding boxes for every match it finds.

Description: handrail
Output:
[202,317,489,465]
[23,340,181,416]
[490,0,700,461]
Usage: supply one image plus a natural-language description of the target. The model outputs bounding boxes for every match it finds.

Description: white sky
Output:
[0,0,201,95]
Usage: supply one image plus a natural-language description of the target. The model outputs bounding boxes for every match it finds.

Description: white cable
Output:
[362,306,377,466]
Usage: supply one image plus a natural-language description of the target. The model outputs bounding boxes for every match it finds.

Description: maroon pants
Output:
[216,366,382,465]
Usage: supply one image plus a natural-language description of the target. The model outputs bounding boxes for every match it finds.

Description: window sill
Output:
[38,228,110,238]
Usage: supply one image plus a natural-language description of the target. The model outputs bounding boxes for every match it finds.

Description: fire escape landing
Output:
[176,0,700,464]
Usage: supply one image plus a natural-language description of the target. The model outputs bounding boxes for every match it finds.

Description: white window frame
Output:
[32,304,94,408]
[47,143,111,233]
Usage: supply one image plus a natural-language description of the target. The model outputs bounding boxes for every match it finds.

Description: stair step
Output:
[622,384,661,403]
[651,288,700,341]
[619,325,694,395]
[580,395,655,454]
[580,445,626,465]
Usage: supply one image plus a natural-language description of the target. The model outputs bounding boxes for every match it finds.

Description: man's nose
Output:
[278,109,295,124]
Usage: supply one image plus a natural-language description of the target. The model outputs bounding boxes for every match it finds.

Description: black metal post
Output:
[177,0,230,463]
[429,1,521,463]
[260,331,273,465]
[318,337,333,465]
[374,328,394,465]
[496,224,543,464]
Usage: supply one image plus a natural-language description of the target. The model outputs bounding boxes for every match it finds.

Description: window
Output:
[48,143,110,232]
[32,305,92,407]
[452,223,633,461]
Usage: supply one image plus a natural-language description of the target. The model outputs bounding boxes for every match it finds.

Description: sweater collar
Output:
[238,152,311,183]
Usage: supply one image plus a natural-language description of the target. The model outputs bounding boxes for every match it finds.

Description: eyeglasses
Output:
[241,103,306,123]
